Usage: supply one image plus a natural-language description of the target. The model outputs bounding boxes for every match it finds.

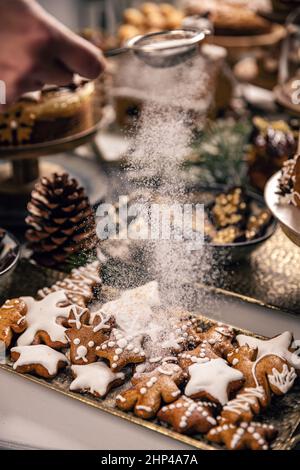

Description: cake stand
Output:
[0,106,114,229]
[265,170,300,247]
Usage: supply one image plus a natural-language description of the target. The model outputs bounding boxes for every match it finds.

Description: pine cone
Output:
[26,173,97,270]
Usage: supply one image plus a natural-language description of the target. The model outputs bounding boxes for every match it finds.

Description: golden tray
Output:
[1,313,300,451]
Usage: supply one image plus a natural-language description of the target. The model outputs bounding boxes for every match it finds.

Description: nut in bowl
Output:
[202,186,277,263]
[0,228,21,283]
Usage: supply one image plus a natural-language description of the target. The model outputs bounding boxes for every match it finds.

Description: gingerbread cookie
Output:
[197,324,235,358]
[11,345,68,378]
[66,316,113,365]
[37,260,101,307]
[70,362,125,398]
[185,358,244,405]
[222,345,297,424]
[178,343,219,370]
[161,315,203,353]
[236,331,300,371]
[96,328,146,372]
[68,305,90,329]
[0,298,27,347]
[207,421,277,451]
[17,291,72,349]
[116,363,185,419]
[158,396,217,434]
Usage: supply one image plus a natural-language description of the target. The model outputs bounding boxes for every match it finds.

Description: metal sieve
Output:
[104,29,210,68]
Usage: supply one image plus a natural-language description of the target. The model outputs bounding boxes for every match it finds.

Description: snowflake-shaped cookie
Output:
[96,328,146,372]
[207,421,277,450]
[17,291,72,349]
[158,396,217,434]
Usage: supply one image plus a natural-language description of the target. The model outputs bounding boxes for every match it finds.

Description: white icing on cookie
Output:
[68,306,88,330]
[267,364,297,393]
[70,362,124,397]
[11,345,68,375]
[17,291,72,346]
[185,358,244,405]
[237,332,300,370]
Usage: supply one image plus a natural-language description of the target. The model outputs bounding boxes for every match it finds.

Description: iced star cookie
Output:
[116,363,185,419]
[185,358,244,405]
[158,396,217,434]
[207,421,277,451]
[0,298,27,347]
[37,260,101,307]
[96,328,146,372]
[70,362,125,398]
[236,331,300,371]
[11,345,68,378]
[17,291,72,349]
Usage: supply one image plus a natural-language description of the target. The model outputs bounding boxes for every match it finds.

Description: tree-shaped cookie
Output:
[37,261,101,307]
[96,328,146,372]
[11,345,68,379]
[70,362,125,398]
[207,421,277,451]
[115,363,185,419]
[0,298,27,347]
[158,396,218,434]
[17,291,72,349]
[185,358,244,405]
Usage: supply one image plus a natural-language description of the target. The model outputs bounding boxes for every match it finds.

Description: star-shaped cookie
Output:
[185,358,244,405]
[11,345,68,378]
[207,421,277,450]
[158,396,217,434]
[236,331,300,370]
[70,362,125,398]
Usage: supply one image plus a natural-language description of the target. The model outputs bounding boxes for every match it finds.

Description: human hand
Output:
[0,0,106,107]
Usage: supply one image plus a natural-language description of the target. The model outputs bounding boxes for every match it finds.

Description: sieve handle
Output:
[104,47,128,58]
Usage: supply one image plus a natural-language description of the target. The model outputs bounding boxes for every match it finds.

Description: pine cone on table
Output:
[26,173,98,271]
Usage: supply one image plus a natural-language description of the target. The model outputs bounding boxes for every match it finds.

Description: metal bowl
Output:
[187,186,277,264]
[0,230,21,284]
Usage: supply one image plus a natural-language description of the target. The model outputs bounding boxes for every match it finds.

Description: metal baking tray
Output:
[1,313,299,451]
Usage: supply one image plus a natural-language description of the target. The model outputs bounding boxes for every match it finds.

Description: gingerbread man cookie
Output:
[197,324,235,358]
[158,396,217,434]
[11,345,68,378]
[17,291,72,349]
[0,298,27,347]
[185,358,244,405]
[96,328,146,372]
[37,260,101,307]
[66,316,113,365]
[207,421,277,451]
[70,362,125,398]
[116,363,185,419]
